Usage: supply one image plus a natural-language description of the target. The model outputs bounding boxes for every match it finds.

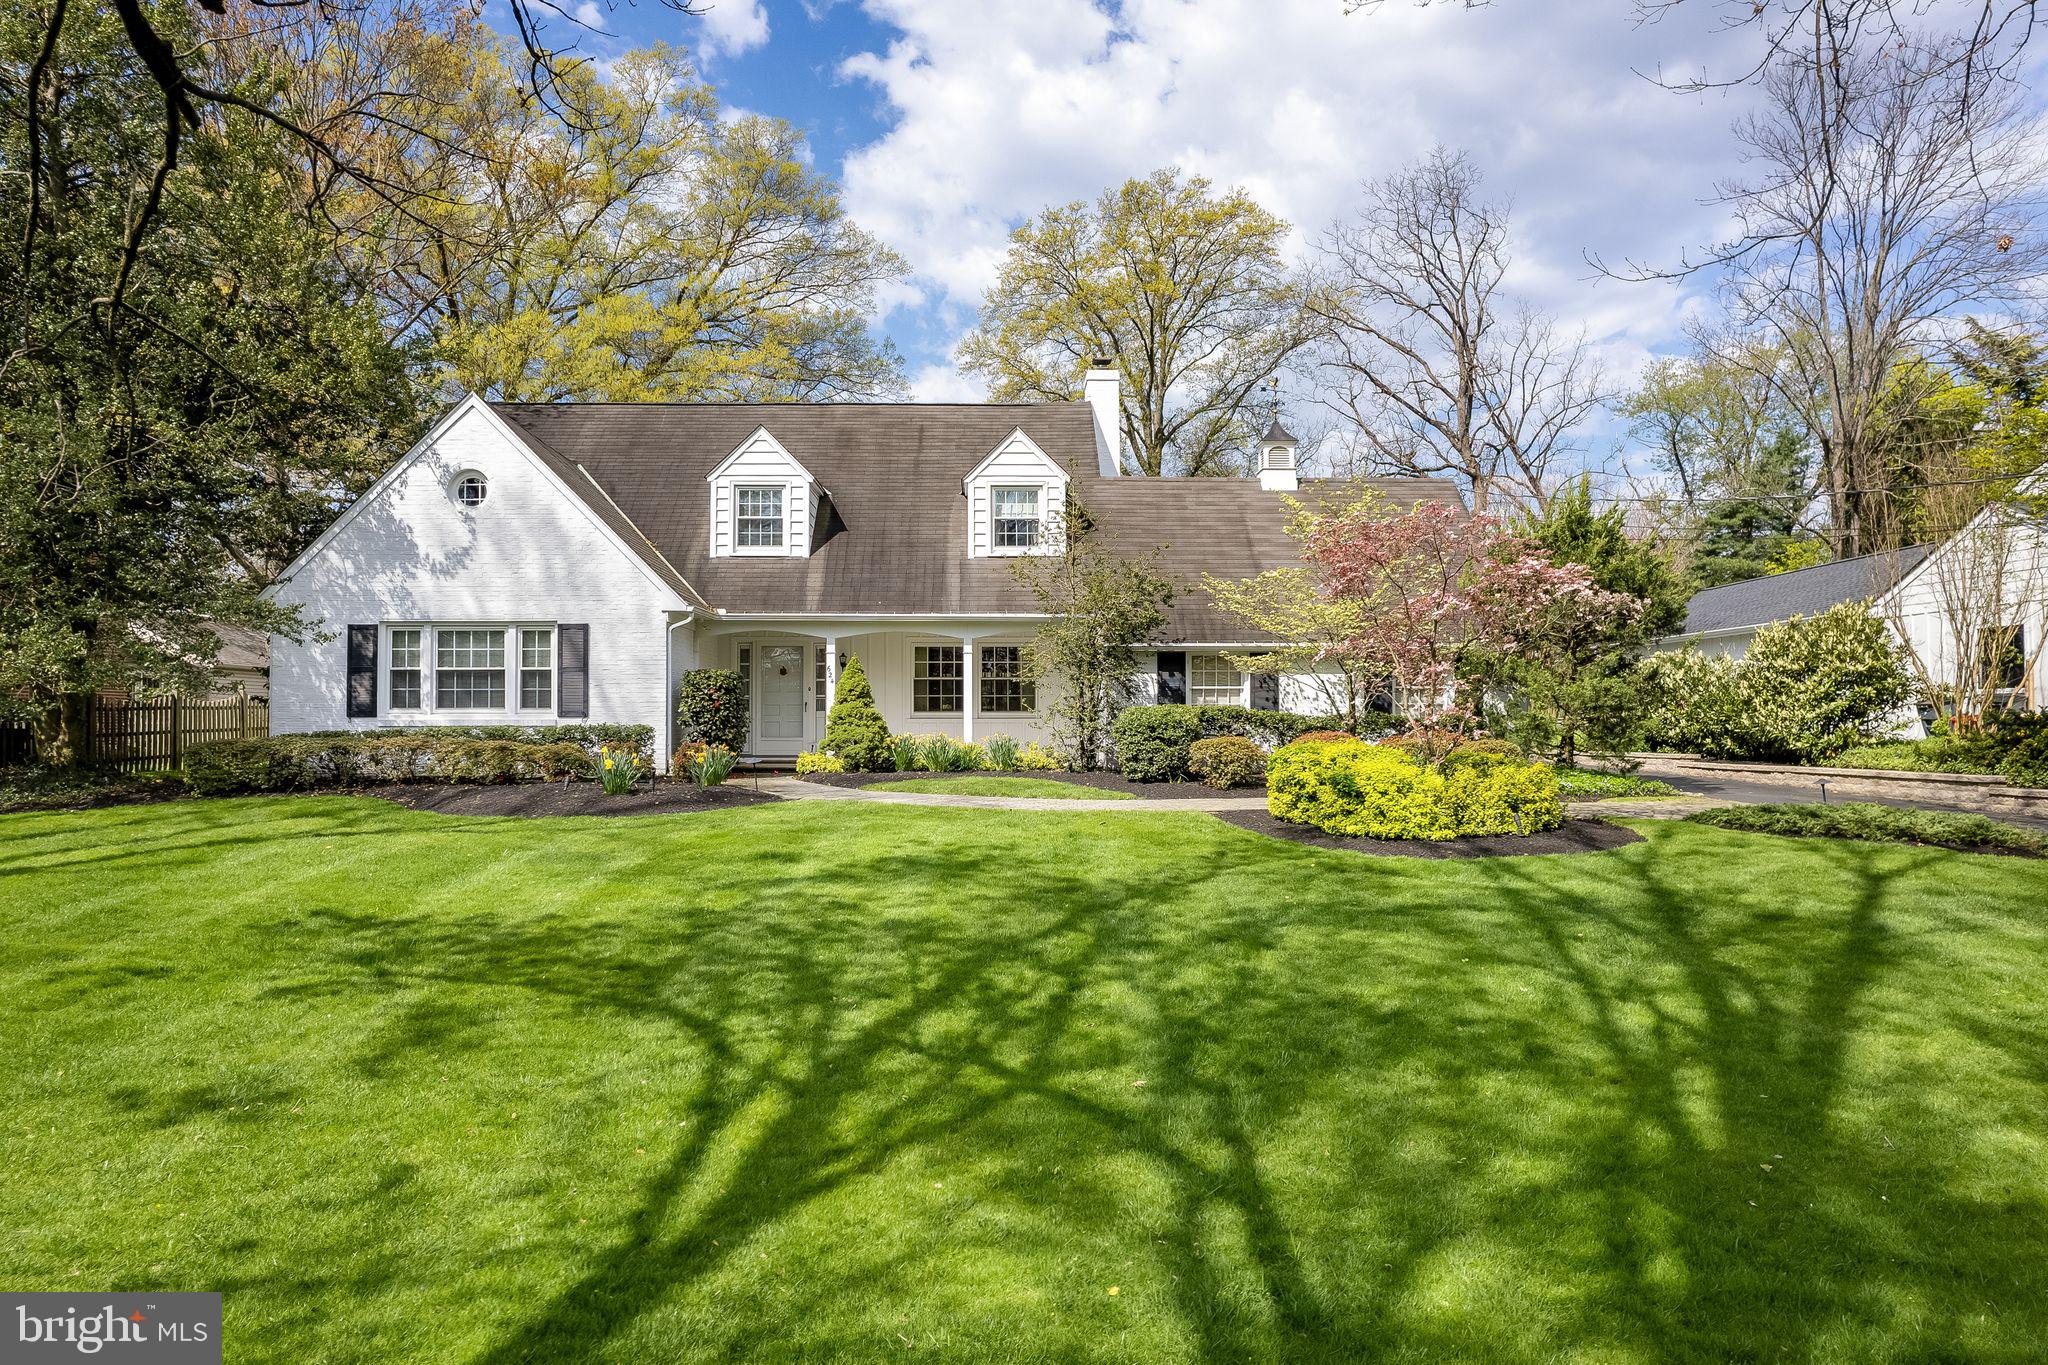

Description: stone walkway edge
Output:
[755,776,1725,819]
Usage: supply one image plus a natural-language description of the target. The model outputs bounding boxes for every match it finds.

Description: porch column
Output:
[821,632,839,720]
[960,634,977,742]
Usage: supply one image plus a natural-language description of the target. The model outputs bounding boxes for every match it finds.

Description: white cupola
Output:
[1256,419,1299,492]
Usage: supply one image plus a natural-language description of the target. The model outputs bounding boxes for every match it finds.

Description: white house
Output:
[1655,494,2046,724]
[265,367,1462,768]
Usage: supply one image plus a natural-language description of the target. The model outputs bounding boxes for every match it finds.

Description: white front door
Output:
[754,643,808,754]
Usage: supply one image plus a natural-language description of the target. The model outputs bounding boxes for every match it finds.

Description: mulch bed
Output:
[1215,809,1645,859]
[794,770,1238,800]
[370,781,775,818]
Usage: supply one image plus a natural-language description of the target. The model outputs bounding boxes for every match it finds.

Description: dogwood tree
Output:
[1300,493,1640,736]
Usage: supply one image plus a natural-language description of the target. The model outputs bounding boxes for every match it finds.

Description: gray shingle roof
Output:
[1676,545,1933,636]
[492,401,1463,643]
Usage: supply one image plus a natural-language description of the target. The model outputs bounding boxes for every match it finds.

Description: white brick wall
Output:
[268,401,690,746]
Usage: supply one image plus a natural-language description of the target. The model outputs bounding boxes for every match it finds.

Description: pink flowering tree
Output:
[1301,493,1641,741]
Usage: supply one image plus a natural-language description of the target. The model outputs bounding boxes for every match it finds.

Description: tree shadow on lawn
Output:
[74,805,2048,1361]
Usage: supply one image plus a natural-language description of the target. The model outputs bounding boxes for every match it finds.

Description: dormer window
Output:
[736,485,785,549]
[965,429,1067,558]
[709,428,814,558]
[992,487,1041,549]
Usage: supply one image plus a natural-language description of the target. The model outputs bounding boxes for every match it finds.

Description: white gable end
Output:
[965,428,1067,558]
[708,426,816,558]
[265,396,687,734]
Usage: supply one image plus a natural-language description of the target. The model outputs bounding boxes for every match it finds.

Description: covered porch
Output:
[684,616,1055,764]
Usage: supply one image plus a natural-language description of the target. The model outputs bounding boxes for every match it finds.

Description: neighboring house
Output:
[265,364,1462,767]
[1656,493,2047,725]
[205,625,271,698]
[1655,548,1935,661]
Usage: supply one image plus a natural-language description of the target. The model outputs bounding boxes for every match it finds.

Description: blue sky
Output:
[500,0,1790,428]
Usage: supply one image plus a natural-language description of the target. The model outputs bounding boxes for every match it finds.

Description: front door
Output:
[754,643,808,755]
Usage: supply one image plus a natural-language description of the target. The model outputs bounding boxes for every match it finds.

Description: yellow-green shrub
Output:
[795,751,846,775]
[1014,742,1068,771]
[1266,739,1563,839]
[1442,760,1564,835]
[1267,740,1456,839]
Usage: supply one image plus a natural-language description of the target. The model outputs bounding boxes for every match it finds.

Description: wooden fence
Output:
[0,695,269,773]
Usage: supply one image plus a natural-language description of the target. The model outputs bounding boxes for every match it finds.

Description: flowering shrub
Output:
[984,733,1021,770]
[1188,736,1266,789]
[675,669,748,752]
[1266,737,1562,839]
[1303,494,1642,734]
[597,744,644,795]
[1643,606,1911,762]
[1288,730,1357,746]
[1015,742,1068,771]
[795,750,847,775]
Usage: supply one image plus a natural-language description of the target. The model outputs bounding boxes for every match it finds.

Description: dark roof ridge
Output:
[1691,544,1933,598]
[489,399,1074,409]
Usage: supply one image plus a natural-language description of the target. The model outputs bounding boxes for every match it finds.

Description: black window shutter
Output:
[1250,671,1280,711]
[558,624,589,718]
[1156,650,1186,705]
[346,625,378,719]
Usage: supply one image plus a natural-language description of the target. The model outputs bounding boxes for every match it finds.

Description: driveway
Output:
[1627,757,2048,831]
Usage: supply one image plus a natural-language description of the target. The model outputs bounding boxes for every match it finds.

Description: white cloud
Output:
[697,0,770,57]
[908,362,986,403]
[571,0,611,34]
[839,0,1772,403]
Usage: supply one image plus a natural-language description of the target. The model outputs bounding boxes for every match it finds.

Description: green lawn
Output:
[3,798,2046,1362]
[867,775,1135,799]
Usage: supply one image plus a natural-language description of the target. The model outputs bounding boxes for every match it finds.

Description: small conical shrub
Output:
[822,655,894,771]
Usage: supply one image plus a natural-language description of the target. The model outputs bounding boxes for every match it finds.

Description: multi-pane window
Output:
[979,646,1035,713]
[1189,653,1243,706]
[1984,625,2027,691]
[992,486,1041,549]
[436,628,505,709]
[913,644,963,713]
[736,486,785,548]
[388,628,422,710]
[519,628,553,710]
[738,646,752,692]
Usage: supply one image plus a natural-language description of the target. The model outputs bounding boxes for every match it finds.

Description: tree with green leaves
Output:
[1013,501,1175,768]
[1474,479,1687,763]
[1201,493,1385,726]
[0,1,419,761]
[1620,347,1818,589]
[320,38,907,402]
[959,168,1324,476]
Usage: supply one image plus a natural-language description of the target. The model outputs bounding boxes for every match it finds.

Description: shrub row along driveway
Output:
[3,798,2046,1361]
[1629,756,2048,831]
